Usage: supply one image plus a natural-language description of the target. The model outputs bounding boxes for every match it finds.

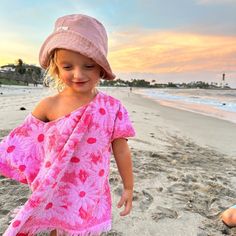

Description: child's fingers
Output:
[120,199,132,216]
[117,195,125,208]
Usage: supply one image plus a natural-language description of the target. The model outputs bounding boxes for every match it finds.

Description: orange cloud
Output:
[1,28,235,78]
[108,30,236,74]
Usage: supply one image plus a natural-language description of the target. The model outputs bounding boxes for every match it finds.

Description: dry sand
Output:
[1,86,236,236]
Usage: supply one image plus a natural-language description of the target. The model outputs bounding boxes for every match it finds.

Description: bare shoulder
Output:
[32,96,56,122]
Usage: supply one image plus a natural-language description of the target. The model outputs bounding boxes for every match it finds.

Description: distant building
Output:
[0,66,15,72]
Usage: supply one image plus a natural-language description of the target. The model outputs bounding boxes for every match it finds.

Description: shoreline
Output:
[119,88,236,157]
[133,87,236,125]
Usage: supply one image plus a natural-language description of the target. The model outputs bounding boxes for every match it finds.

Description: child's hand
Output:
[117,189,133,216]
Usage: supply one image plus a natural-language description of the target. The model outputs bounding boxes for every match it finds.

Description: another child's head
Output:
[39,14,115,92]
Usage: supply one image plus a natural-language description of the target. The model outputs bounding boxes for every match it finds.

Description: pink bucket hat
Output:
[39,14,115,80]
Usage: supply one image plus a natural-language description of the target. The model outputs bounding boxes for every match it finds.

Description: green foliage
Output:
[167,82,177,88]
[100,78,151,87]
[100,79,230,89]
[0,60,43,86]
[0,77,26,85]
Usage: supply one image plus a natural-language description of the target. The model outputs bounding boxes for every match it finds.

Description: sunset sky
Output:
[0,0,235,87]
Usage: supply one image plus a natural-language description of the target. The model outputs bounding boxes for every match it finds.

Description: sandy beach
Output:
[1,86,236,236]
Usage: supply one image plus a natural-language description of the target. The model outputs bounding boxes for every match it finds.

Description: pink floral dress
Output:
[0,91,135,236]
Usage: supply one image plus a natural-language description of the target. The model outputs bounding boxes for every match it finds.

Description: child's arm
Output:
[112,138,133,216]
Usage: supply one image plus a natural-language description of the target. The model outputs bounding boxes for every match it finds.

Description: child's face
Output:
[55,49,101,94]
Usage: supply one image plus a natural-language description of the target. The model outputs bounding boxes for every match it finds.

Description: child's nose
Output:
[73,68,83,79]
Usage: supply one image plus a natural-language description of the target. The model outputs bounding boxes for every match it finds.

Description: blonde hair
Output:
[43,49,66,93]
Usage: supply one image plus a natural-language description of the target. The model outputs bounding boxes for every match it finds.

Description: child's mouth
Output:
[74,81,88,85]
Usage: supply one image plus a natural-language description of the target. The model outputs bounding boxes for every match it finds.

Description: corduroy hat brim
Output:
[39,30,115,80]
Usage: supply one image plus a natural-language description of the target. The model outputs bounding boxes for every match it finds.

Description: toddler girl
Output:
[0,14,135,236]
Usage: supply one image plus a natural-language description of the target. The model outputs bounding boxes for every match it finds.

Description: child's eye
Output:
[85,64,95,69]
[63,66,72,69]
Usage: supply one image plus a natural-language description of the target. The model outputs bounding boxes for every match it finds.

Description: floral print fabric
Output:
[0,91,135,236]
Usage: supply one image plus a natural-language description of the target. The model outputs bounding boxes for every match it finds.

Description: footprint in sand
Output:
[101,230,123,236]
[16,197,28,205]
[109,176,120,185]
[139,190,154,211]
[0,209,10,215]
[151,206,178,222]
[167,175,178,182]
[0,179,19,185]
[114,186,123,196]
[132,191,139,201]
[149,152,161,158]
[149,132,155,138]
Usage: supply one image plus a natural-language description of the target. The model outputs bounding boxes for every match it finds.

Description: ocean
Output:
[135,88,236,124]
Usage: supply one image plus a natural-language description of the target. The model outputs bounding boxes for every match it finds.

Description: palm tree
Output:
[15,59,26,75]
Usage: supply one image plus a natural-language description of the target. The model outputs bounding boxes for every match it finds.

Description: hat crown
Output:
[39,14,115,80]
[54,14,108,56]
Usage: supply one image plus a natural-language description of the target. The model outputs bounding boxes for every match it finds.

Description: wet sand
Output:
[1,86,236,235]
